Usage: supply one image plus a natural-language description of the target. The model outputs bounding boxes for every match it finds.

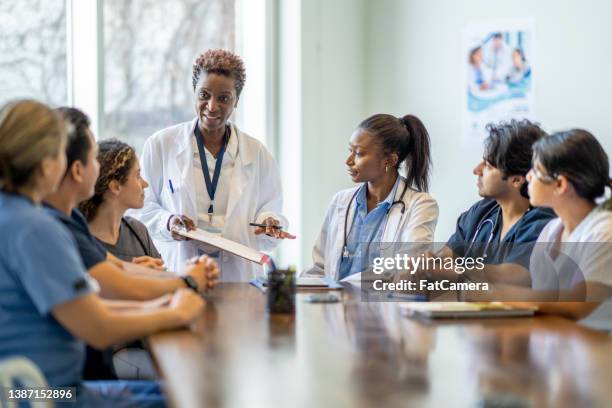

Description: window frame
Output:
[66,0,275,151]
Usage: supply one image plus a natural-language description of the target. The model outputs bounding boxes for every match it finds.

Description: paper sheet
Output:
[177,228,269,265]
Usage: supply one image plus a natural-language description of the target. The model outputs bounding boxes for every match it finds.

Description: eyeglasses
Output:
[530,167,558,184]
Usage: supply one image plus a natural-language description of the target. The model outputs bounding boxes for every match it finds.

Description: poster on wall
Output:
[463,18,536,145]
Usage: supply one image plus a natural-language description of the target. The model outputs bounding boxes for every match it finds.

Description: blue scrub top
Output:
[44,205,107,269]
[447,198,556,267]
[0,192,92,387]
[338,177,400,280]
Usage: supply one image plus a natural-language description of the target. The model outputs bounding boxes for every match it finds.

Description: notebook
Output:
[399,302,537,319]
[250,275,343,291]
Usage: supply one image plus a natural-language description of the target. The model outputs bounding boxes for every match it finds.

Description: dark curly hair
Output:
[79,139,136,221]
[192,49,246,96]
[484,119,547,198]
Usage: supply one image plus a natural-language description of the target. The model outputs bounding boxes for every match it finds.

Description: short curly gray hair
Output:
[192,49,246,96]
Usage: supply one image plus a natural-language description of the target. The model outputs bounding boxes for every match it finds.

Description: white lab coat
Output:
[305,177,439,281]
[132,118,287,282]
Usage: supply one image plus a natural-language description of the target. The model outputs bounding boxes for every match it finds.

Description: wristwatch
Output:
[181,275,199,292]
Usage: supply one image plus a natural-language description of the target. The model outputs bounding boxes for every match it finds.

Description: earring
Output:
[385,164,389,173]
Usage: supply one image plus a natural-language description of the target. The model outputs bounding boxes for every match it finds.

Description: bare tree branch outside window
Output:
[103,0,236,153]
[0,0,67,107]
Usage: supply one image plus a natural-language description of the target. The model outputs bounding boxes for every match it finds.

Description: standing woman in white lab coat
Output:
[134,49,294,281]
[306,114,439,281]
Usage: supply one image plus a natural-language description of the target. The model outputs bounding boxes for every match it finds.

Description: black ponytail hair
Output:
[533,129,612,209]
[358,113,432,192]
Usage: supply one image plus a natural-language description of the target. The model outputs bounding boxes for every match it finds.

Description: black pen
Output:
[249,222,283,230]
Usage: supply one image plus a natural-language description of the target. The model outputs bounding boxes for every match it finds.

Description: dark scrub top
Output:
[98,217,161,262]
[44,206,107,269]
[447,198,556,267]
[43,204,116,380]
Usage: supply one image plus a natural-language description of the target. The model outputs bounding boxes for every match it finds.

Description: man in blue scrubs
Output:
[423,119,555,286]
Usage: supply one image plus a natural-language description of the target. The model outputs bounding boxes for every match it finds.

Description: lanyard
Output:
[194,122,230,218]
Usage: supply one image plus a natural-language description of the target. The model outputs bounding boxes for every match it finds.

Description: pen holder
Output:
[267,269,295,314]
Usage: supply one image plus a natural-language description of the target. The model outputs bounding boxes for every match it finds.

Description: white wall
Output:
[278,0,367,269]
[365,0,612,241]
[279,0,612,269]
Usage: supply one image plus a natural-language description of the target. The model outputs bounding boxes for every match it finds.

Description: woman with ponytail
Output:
[305,113,439,281]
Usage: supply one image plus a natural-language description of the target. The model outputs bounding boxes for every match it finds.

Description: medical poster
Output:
[462,19,536,145]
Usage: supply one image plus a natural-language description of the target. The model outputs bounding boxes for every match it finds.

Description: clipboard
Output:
[177,228,269,265]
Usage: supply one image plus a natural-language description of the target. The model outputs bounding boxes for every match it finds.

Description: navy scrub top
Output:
[447,198,556,267]
[44,205,107,269]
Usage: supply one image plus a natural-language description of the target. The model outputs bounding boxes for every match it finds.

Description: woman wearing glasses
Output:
[305,113,439,281]
[523,129,612,318]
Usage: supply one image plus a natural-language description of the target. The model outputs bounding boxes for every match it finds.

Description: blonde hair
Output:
[0,100,66,192]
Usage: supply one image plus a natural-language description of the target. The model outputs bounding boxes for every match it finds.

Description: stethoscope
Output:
[466,206,500,257]
[341,181,409,260]
[465,205,531,256]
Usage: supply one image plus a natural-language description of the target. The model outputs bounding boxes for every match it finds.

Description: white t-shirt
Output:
[192,132,238,234]
[530,206,612,297]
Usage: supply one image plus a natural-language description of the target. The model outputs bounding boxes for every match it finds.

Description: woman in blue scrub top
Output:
[0,99,209,406]
[305,113,439,281]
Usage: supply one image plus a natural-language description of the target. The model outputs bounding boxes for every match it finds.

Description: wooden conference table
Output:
[148,283,612,408]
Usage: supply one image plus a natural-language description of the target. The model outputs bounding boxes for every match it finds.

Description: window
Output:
[0,0,67,106]
[102,0,236,153]
[0,0,269,154]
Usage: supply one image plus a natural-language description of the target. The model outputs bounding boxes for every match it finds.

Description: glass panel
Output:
[0,0,67,106]
[103,0,236,153]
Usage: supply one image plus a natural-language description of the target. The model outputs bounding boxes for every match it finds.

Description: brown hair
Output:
[192,49,247,96]
[0,99,66,192]
[533,129,612,209]
[79,139,136,221]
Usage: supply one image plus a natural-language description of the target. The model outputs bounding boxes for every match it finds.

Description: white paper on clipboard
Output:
[177,228,269,265]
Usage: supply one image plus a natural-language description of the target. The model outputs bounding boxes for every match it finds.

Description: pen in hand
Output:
[249,222,283,230]
[251,218,296,239]
[169,215,196,241]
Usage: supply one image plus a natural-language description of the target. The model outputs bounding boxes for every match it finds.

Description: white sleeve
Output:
[399,194,439,243]
[581,227,612,289]
[302,194,338,277]
[253,147,288,251]
[134,136,175,242]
